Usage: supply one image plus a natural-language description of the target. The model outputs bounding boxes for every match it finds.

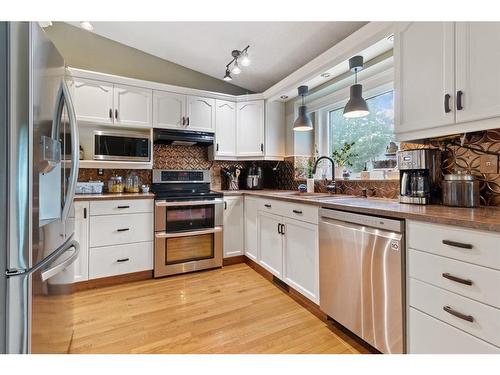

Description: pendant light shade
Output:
[293,86,313,131]
[343,56,369,118]
[343,84,369,118]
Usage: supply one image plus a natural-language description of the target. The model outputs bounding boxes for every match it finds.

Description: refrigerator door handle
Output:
[60,80,79,222]
[40,241,80,282]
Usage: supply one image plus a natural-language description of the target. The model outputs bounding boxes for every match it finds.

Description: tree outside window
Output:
[329,90,396,174]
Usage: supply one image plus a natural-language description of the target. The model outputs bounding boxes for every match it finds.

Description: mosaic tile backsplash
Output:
[78,128,500,205]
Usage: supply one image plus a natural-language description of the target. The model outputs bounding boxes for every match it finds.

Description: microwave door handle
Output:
[60,80,80,222]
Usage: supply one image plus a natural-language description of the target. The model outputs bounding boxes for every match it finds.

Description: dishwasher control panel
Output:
[319,207,404,233]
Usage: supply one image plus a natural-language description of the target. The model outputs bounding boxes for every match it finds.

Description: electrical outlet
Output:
[97,168,104,176]
[480,155,498,174]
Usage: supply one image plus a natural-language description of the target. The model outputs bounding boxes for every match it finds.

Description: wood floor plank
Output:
[70,263,374,354]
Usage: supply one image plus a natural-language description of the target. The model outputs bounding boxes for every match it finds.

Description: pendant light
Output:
[343,55,369,118]
[293,85,313,131]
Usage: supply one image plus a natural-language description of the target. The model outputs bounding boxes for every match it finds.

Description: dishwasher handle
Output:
[320,208,403,233]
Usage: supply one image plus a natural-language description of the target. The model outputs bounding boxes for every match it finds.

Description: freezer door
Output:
[319,217,404,354]
[7,238,79,353]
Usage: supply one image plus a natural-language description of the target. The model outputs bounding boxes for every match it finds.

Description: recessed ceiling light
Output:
[280,95,288,100]
[387,34,395,43]
[80,21,94,31]
[320,72,331,78]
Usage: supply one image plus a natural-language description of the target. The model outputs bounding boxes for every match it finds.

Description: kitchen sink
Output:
[271,192,332,198]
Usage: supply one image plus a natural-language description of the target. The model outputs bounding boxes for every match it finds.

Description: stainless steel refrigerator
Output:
[1,22,80,354]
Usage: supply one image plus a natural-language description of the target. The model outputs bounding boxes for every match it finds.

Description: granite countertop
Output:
[219,190,500,232]
[74,192,155,201]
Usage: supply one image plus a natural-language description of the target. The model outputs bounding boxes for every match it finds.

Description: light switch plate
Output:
[480,155,498,174]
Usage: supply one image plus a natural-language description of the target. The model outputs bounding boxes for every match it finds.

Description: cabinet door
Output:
[113,84,153,128]
[237,100,265,157]
[395,22,455,134]
[244,196,259,261]
[223,196,244,258]
[186,95,215,132]
[258,211,283,278]
[283,217,319,303]
[153,90,186,129]
[265,100,285,159]
[456,22,500,124]
[72,201,89,283]
[215,100,237,157]
[71,78,114,125]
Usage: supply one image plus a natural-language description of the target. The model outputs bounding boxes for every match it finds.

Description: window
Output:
[328,90,396,175]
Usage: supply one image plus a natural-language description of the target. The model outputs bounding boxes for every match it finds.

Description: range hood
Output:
[153,129,214,146]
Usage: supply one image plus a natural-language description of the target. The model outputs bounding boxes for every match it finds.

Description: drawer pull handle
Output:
[117,205,130,209]
[116,258,130,263]
[264,204,272,208]
[117,228,130,232]
[442,240,473,249]
[292,209,303,214]
[442,273,473,286]
[443,305,474,323]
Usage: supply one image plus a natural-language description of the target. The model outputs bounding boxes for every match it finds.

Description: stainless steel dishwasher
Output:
[319,208,405,354]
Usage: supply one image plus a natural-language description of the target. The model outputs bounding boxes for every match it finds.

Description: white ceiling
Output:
[67,21,367,92]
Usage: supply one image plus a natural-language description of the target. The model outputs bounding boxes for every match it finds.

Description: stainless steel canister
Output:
[441,173,480,207]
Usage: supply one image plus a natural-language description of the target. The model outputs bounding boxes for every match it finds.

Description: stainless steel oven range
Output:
[152,170,223,277]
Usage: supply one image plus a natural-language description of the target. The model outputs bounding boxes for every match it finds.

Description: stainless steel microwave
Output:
[93,130,151,162]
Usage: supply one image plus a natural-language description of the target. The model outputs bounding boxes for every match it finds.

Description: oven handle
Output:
[155,199,224,207]
[155,227,222,238]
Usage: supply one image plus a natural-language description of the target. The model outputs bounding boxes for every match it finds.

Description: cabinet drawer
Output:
[90,213,153,247]
[410,278,500,347]
[409,308,500,354]
[259,198,318,224]
[409,249,500,308]
[90,199,153,216]
[89,242,153,279]
[408,220,500,270]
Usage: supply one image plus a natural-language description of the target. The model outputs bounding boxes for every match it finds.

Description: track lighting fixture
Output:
[222,45,250,80]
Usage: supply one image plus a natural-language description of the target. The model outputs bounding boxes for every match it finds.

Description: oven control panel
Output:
[153,169,210,183]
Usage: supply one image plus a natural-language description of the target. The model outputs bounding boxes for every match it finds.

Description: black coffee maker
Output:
[398,149,442,204]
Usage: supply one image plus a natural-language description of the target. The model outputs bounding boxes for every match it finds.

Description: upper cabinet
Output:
[236,100,265,157]
[186,96,216,132]
[214,100,237,157]
[113,84,152,128]
[395,22,500,141]
[70,78,152,128]
[455,22,500,124]
[153,91,215,132]
[264,100,285,160]
[70,78,114,125]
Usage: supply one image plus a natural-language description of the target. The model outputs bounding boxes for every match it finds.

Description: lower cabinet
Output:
[244,196,259,261]
[223,196,244,258]
[259,211,284,278]
[72,201,90,283]
[283,217,319,303]
[257,202,320,304]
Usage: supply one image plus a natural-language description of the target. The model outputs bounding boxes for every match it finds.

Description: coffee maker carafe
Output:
[398,149,441,205]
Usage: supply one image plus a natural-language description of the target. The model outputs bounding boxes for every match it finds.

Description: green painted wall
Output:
[44,22,249,96]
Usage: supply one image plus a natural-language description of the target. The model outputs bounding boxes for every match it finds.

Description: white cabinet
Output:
[244,196,259,261]
[215,100,237,157]
[223,196,244,258]
[113,84,152,128]
[264,100,285,160]
[395,22,455,134]
[70,77,152,128]
[256,199,319,303]
[395,21,500,141]
[283,217,319,303]
[152,91,215,132]
[153,91,186,129]
[259,211,284,278]
[70,78,114,125]
[236,100,264,157]
[455,22,500,124]
[72,201,90,283]
[186,96,215,132]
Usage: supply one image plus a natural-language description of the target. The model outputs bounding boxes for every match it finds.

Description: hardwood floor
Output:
[70,263,373,354]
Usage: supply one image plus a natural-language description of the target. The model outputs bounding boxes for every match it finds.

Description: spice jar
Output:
[125,172,141,193]
[108,175,124,193]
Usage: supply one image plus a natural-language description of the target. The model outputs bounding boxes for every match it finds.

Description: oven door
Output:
[154,227,223,277]
[94,130,150,162]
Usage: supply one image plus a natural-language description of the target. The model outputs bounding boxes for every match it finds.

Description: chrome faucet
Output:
[312,156,336,193]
